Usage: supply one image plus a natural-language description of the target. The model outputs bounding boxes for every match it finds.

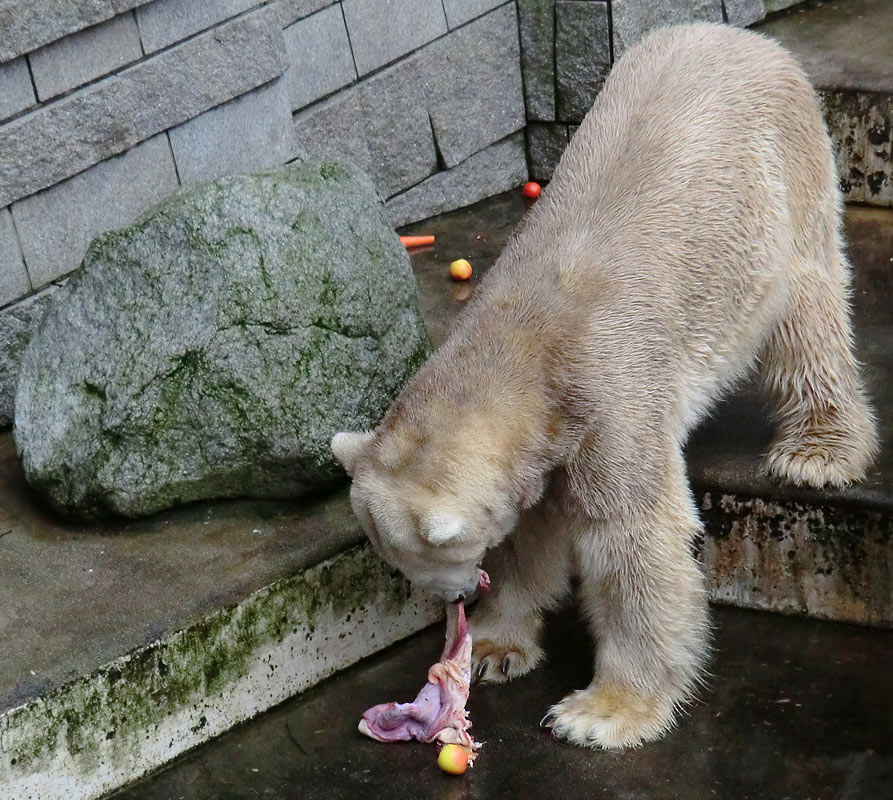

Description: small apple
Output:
[449,259,472,281]
[437,744,469,775]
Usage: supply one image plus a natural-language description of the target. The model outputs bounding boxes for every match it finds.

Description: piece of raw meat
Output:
[358,570,490,762]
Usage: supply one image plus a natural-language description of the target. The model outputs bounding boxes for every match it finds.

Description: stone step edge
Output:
[0,543,442,800]
[697,488,892,628]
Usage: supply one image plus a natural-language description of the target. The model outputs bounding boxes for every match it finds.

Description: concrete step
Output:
[0,466,441,800]
[755,0,892,206]
[2,191,890,800]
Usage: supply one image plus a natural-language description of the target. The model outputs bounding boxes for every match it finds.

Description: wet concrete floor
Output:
[112,603,892,800]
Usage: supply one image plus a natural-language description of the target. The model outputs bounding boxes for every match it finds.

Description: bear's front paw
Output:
[470,637,544,685]
[542,683,676,749]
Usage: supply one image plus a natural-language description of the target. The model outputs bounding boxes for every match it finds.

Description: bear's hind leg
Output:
[762,220,877,488]
[470,495,574,684]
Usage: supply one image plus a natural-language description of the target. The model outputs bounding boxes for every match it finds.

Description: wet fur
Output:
[332,23,878,749]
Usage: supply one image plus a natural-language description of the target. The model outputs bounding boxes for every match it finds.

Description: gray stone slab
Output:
[518,0,556,122]
[0,209,29,308]
[293,55,439,199]
[555,0,610,122]
[29,12,143,101]
[0,8,285,209]
[723,0,765,26]
[527,121,568,181]
[168,78,294,184]
[283,4,357,112]
[612,0,723,57]
[293,89,374,179]
[423,4,525,168]
[0,58,36,122]
[11,134,179,288]
[385,131,527,227]
[136,0,260,53]
[342,0,447,75]
[442,0,505,28]
[357,55,439,198]
[276,0,336,26]
[0,285,59,427]
[0,0,152,62]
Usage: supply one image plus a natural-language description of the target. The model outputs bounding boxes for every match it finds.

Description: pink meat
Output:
[358,570,489,761]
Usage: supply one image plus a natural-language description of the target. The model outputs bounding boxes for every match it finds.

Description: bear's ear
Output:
[421,512,471,546]
[331,431,375,477]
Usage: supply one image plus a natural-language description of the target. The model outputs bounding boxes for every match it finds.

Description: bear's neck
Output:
[378,323,575,501]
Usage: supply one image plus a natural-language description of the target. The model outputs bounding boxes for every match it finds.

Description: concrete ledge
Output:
[0,544,440,800]
[698,491,891,626]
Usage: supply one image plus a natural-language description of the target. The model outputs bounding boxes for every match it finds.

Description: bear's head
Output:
[331,429,530,602]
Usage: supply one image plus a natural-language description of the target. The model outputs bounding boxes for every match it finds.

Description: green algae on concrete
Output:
[13,159,431,519]
[0,543,441,800]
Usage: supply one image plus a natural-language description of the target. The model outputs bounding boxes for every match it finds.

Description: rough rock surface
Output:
[14,160,430,519]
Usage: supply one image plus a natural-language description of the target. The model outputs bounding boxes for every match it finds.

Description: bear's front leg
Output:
[545,481,709,748]
[470,496,574,683]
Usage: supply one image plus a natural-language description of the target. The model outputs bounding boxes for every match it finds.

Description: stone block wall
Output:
[0,0,528,425]
[520,0,800,181]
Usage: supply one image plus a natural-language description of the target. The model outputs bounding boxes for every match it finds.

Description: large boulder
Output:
[14,160,430,519]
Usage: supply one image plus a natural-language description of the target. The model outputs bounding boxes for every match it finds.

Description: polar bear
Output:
[331,23,878,749]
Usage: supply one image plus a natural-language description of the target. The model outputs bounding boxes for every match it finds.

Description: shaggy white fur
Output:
[332,23,878,750]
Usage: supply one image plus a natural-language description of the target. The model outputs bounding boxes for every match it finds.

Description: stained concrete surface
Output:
[756,0,893,93]
[111,604,893,800]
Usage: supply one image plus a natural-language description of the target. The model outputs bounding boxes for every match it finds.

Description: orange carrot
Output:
[400,235,435,247]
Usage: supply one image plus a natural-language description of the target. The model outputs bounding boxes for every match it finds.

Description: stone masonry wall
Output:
[0,0,528,426]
